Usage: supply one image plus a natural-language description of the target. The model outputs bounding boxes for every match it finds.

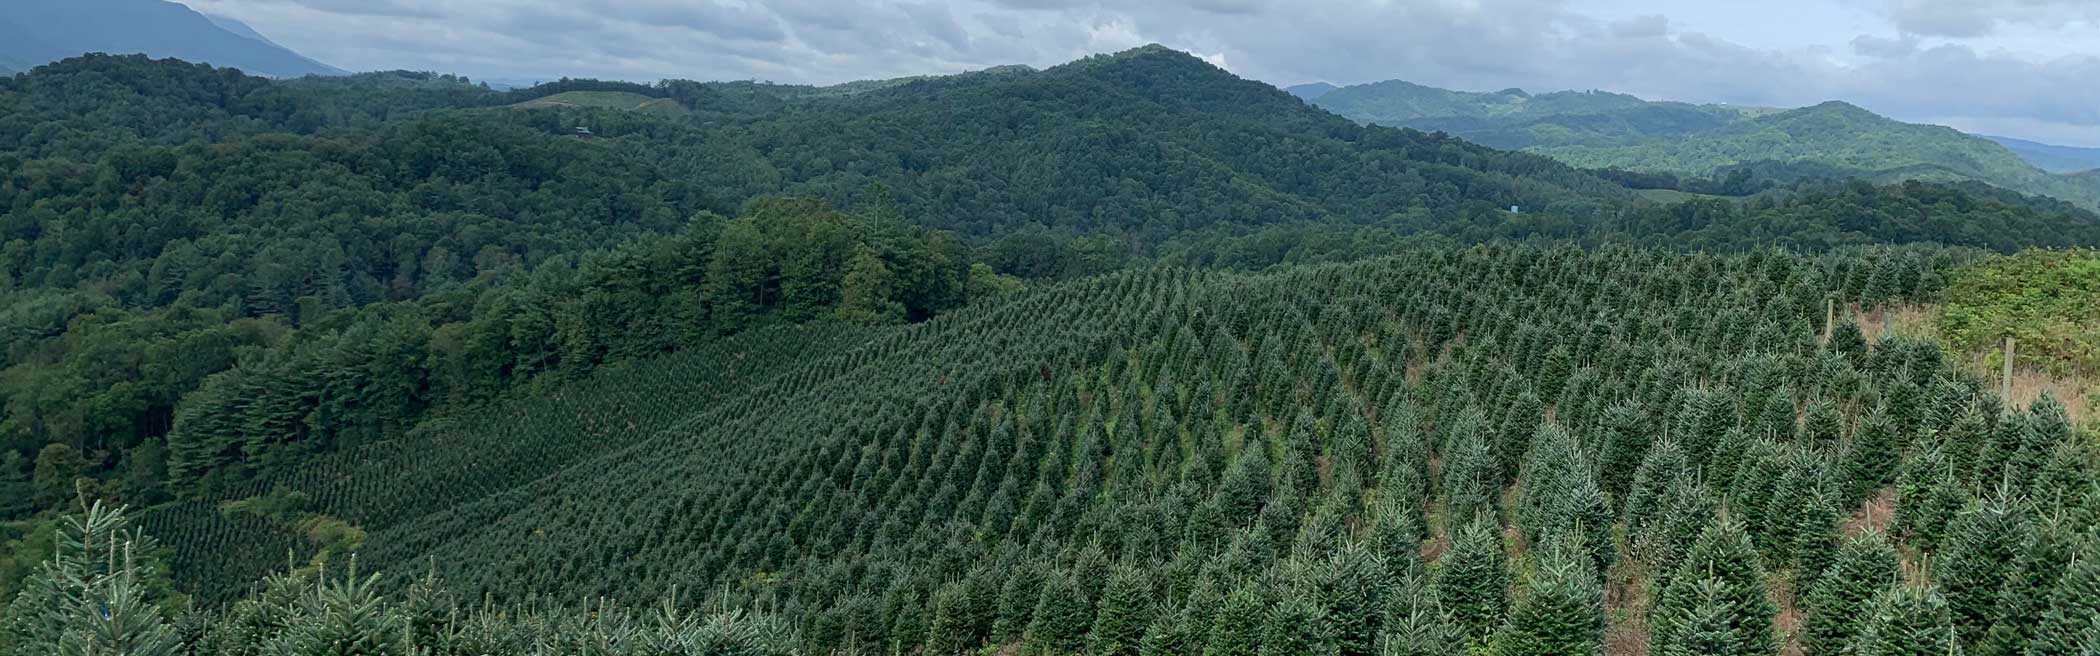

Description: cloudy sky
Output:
[178,0,2100,146]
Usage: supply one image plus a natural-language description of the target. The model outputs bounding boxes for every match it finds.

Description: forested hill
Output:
[1307,78,2100,211]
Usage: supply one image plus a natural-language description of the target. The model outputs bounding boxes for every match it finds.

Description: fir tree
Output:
[1848,583,1959,656]
[1203,581,1269,656]
[1025,572,1093,656]
[1975,518,2074,656]
[1800,531,1900,656]
[1936,495,2030,648]
[1649,519,1776,656]
[1839,404,1903,506]
[1438,513,1509,646]
[1490,538,1604,656]
[1089,565,1154,656]
[1320,543,1392,656]
[1261,593,1339,656]
[2026,542,2100,656]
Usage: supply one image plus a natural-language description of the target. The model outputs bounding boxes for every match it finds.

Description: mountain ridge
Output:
[0,0,343,78]
[1306,77,2100,210]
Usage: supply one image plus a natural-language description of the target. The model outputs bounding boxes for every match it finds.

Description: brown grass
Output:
[1603,560,1653,656]
[1842,488,1897,539]
[1847,304,2094,426]
[1772,577,1804,656]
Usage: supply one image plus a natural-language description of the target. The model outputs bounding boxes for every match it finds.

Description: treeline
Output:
[156,199,1008,497]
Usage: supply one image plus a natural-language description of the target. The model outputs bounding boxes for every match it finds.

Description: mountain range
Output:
[0,0,342,78]
[1295,79,2100,209]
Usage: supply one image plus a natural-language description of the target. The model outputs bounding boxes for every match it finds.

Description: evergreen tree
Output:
[1025,572,1093,656]
[1490,538,1604,656]
[1594,400,1651,508]
[1976,518,2074,656]
[1848,583,1959,656]
[2026,542,2100,656]
[1437,513,1509,646]
[1089,565,1154,656]
[1936,495,2030,648]
[1839,404,1903,506]
[1203,581,1269,656]
[2,503,180,656]
[1261,593,1339,656]
[1649,519,1776,656]
[1798,396,1846,452]
[1800,531,1901,656]
[1320,543,1391,656]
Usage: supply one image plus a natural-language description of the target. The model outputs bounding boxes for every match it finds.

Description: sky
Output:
[177,0,2100,146]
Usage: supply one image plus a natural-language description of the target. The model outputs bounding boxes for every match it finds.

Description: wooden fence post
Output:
[2001,336,2016,409]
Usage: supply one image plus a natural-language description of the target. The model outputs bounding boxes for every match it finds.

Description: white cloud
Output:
[177,0,2100,146]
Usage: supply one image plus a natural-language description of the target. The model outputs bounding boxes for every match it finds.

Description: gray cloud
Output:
[179,0,2100,146]
[1883,0,2100,37]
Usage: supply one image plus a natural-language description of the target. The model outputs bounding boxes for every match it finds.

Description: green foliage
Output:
[1800,531,1901,656]
[1848,583,1959,656]
[1649,520,1776,656]
[1490,539,1603,656]
[1938,249,2100,375]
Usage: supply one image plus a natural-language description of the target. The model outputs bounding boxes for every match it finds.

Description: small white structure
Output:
[1509,205,1521,213]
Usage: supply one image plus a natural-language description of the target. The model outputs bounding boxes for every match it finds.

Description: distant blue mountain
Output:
[0,0,343,78]
[1985,135,2100,174]
[1285,82,1337,101]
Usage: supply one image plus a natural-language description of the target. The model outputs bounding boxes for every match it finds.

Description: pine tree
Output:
[1139,606,1197,656]
[1653,579,1762,656]
[1490,538,1604,656]
[995,564,1045,642]
[1089,565,1154,656]
[1624,437,1688,536]
[1800,531,1900,656]
[1438,513,1509,646]
[1848,583,1958,656]
[1649,519,1776,656]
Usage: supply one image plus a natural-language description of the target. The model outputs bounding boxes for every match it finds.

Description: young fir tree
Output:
[1437,512,1510,647]
[1935,494,2031,648]
[1025,571,1093,656]
[1797,396,1846,453]
[2025,541,2100,656]
[1378,573,1460,656]
[1203,581,1269,656]
[1654,578,1762,656]
[1319,542,1391,656]
[1839,404,1903,506]
[1259,593,1339,656]
[1088,564,1154,656]
[1975,517,2075,656]
[1594,400,1651,509]
[1799,531,1901,656]
[1489,535,1604,656]
[1649,519,1777,656]
[1848,583,1959,656]
[1624,437,1689,537]
[1,503,180,656]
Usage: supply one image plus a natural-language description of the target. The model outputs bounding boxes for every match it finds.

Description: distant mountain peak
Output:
[0,0,343,78]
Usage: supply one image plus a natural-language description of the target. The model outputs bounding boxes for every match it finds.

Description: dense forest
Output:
[2,46,2099,655]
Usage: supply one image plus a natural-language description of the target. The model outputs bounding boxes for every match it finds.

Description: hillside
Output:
[1311,80,2100,211]
[0,0,342,78]
[1986,135,2100,173]
[132,243,2100,656]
